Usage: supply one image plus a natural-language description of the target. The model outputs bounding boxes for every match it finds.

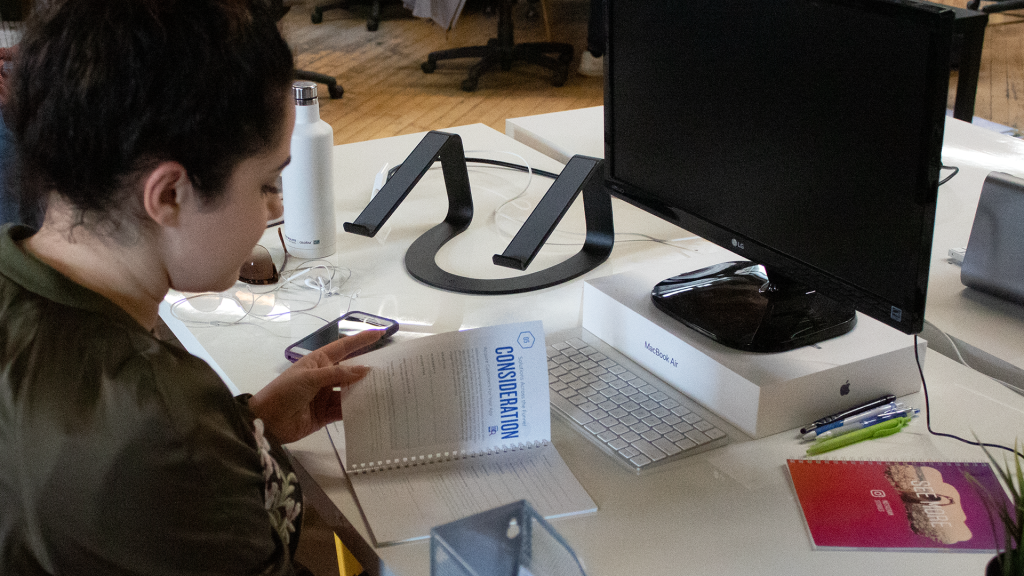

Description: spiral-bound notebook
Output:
[328,321,596,546]
[787,459,1012,551]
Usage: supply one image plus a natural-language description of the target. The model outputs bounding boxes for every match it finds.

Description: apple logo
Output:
[840,380,851,396]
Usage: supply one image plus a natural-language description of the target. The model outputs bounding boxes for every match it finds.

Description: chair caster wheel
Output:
[461,77,479,92]
[422,61,436,73]
[552,72,567,87]
[328,84,344,99]
[367,20,378,31]
[311,8,323,23]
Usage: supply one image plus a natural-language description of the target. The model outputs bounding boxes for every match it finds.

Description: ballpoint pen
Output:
[799,394,897,435]
[805,416,913,456]
[811,408,919,442]
[801,402,903,440]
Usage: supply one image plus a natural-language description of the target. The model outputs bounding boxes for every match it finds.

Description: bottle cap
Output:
[292,81,318,105]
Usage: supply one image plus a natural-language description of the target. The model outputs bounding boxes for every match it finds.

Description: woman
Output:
[0,0,377,573]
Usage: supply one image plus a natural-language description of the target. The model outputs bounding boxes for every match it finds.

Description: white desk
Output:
[507,106,1024,388]
[162,123,1024,576]
[504,106,605,164]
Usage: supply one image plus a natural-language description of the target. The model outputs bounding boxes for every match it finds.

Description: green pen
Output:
[805,416,912,456]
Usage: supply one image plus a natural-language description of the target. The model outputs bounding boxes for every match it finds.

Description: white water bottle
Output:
[282,81,336,259]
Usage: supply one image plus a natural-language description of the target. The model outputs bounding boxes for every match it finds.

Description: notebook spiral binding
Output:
[349,439,550,474]
[789,458,987,466]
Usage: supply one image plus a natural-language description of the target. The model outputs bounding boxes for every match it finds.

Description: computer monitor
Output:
[603,0,954,352]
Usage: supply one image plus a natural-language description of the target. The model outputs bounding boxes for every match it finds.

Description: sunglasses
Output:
[239,228,289,285]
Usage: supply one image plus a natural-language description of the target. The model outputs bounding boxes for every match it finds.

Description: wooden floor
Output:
[281,0,604,145]
[281,0,1023,146]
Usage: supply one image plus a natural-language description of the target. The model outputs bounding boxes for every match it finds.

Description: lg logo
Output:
[731,238,745,250]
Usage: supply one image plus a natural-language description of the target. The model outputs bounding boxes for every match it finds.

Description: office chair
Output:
[966,0,1024,12]
[488,0,551,40]
[420,0,572,92]
[311,0,392,31]
[296,69,344,99]
[275,2,345,98]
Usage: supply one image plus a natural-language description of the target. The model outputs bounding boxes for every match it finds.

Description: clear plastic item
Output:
[430,500,587,576]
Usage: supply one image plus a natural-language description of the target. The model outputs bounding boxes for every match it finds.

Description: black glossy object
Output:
[652,262,857,353]
[344,131,614,295]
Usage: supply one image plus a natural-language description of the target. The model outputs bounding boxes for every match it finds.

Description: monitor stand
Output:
[651,261,856,353]
[343,131,614,295]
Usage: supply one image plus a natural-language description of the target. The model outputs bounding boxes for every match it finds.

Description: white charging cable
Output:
[371,163,389,200]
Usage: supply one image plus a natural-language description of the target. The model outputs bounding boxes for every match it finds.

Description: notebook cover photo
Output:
[787,459,1012,551]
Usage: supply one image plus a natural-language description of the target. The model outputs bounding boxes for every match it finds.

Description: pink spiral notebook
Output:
[787,459,1012,551]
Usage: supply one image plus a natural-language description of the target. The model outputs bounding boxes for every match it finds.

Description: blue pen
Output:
[811,408,919,442]
[801,402,903,440]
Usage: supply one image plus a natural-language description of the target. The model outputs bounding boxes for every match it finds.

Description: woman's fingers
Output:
[298,328,385,366]
[308,363,371,392]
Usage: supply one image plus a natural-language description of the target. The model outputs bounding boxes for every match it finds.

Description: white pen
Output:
[801,403,904,441]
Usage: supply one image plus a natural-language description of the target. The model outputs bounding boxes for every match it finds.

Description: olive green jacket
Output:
[0,224,304,575]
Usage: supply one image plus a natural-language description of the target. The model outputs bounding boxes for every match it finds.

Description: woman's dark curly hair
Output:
[9,0,295,234]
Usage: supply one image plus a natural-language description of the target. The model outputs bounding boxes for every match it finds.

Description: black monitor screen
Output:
[604,0,953,350]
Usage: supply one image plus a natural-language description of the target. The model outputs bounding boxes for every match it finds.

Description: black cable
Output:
[465,157,560,180]
[938,164,960,186]
[381,158,708,254]
[914,335,1024,459]
[385,157,560,182]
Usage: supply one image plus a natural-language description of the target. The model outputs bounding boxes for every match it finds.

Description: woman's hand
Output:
[249,329,383,444]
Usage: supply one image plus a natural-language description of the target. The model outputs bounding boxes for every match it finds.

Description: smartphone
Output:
[284,311,399,362]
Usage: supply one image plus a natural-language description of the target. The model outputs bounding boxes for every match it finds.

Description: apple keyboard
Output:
[547,332,730,473]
